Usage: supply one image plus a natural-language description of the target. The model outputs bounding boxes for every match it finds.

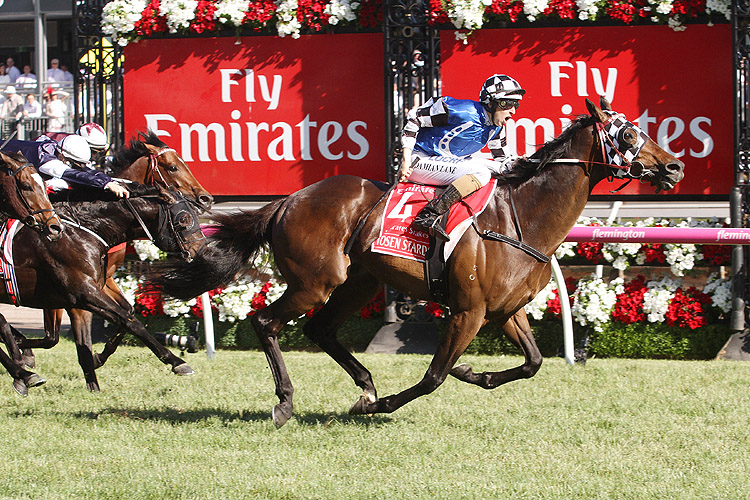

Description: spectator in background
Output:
[47,59,65,82]
[45,88,68,132]
[1,86,24,120]
[23,93,41,118]
[15,65,37,90]
[0,64,9,85]
[5,58,20,83]
[59,64,74,83]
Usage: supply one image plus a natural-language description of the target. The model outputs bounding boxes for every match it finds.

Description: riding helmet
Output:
[76,123,109,151]
[59,135,92,164]
[479,74,526,104]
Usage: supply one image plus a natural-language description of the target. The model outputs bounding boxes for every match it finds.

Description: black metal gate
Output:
[73,0,126,150]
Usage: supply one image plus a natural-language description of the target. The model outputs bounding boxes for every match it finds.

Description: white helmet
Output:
[76,123,109,150]
[59,135,92,164]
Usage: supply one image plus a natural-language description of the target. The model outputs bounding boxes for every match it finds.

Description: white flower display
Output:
[325,0,360,25]
[703,272,731,314]
[664,243,702,276]
[275,0,302,38]
[113,272,141,306]
[446,0,492,31]
[524,277,557,321]
[523,0,550,22]
[602,242,641,270]
[215,0,251,26]
[555,241,577,260]
[133,239,166,261]
[576,0,599,20]
[571,275,616,332]
[160,0,199,33]
[101,0,147,46]
[642,275,680,322]
[706,0,731,19]
[163,297,198,317]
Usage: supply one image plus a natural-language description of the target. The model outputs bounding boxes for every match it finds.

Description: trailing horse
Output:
[154,98,685,427]
[0,183,206,394]
[22,131,214,387]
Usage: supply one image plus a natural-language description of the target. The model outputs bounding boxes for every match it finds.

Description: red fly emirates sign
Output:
[441,24,732,197]
[123,34,385,196]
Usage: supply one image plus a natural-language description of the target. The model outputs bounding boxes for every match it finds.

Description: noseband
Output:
[5,162,60,232]
[145,147,205,212]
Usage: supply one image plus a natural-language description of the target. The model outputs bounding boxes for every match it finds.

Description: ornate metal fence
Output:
[73,0,125,150]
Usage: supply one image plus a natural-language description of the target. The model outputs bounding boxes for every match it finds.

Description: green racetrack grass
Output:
[1,339,748,500]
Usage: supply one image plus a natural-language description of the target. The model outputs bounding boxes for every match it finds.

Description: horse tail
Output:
[150,198,285,300]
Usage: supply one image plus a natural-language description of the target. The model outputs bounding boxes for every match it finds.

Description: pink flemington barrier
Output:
[566,226,750,245]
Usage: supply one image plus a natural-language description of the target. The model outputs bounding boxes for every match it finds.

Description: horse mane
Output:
[501,114,595,182]
[1,150,30,165]
[108,130,169,176]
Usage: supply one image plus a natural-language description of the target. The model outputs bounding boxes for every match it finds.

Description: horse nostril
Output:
[49,223,63,235]
[199,194,214,208]
[666,161,684,173]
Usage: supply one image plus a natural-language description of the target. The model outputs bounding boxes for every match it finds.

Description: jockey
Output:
[398,74,525,241]
[39,123,110,168]
[1,136,128,198]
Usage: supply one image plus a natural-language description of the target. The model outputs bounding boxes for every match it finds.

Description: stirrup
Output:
[414,214,450,242]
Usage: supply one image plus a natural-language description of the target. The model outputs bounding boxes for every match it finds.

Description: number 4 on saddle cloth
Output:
[372,179,497,302]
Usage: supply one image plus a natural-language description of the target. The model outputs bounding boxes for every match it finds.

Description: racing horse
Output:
[0,183,206,394]
[19,131,213,386]
[0,151,64,394]
[154,98,685,427]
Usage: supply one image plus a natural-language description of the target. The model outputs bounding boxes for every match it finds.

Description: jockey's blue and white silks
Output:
[401,96,515,186]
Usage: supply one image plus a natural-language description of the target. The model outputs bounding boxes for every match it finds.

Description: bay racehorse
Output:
[154,98,685,427]
[1,183,206,394]
[0,151,64,394]
[22,131,213,384]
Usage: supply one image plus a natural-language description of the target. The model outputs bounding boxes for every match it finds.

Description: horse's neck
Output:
[510,162,594,254]
[0,177,24,220]
[115,156,148,183]
[57,199,158,247]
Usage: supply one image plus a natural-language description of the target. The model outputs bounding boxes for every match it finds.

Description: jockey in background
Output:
[39,123,110,168]
[1,135,128,198]
[398,74,525,241]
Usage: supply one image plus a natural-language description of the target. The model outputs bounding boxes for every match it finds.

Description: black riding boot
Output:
[412,185,463,242]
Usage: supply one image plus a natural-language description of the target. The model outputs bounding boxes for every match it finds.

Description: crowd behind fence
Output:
[0,81,75,139]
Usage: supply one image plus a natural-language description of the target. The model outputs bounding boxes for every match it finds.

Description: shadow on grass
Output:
[55,407,394,427]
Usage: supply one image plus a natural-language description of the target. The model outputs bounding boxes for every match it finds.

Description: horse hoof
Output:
[23,356,36,369]
[87,382,101,392]
[13,379,28,397]
[272,404,292,428]
[349,395,374,416]
[172,363,195,376]
[25,373,46,388]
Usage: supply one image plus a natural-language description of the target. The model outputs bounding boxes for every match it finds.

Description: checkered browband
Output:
[600,111,649,168]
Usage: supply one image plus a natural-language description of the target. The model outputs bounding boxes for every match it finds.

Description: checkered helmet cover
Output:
[479,74,526,104]
[601,110,650,168]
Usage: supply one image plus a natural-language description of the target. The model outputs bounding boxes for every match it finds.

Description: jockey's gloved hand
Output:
[105,181,129,198]
[398,147,414,182]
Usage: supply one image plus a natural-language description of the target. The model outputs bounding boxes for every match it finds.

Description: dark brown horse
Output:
[0,150,63,241]
[0,151,64,394]
[22,131,213,387]
[155,98,685,427]
[1,184,206,394]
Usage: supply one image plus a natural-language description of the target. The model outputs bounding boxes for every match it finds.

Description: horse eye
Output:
[20,183,33,192]
[624,130,636,144]
[166,164,178,172]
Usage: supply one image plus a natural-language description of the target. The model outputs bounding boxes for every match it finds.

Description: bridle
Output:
[144,147,206,212]
[3,161,61,233]
[125,189,206,262]
[593,111,652,182]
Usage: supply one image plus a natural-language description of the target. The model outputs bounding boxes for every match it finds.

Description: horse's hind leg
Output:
[0,316,45,395]
[450,309,542,389]
[303,266,381,404]
[351,308,487,416]
[67,308,100,392]
[14,308,63,369]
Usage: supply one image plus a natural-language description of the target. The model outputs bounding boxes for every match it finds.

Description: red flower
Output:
[612,275,647,324]
[359,289,385,319]
[243,0,278,30]
[134,0,168,36]
[424,301,445,318]
[700,244,731,266]
[543,0,578,19]
[134,283,164,317]
[189,287,222,317]
[484,0,525,23]
[641,243,666,264]
[546,277,577,318]
[190,0,218,33]
[666,288,707,329]
[577,241,604,264]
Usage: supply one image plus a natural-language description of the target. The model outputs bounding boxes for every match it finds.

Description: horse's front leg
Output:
[92,278,133,369]
[76,285,193,377]
[350,309,486,416]
[449,309,542,388]
[0,315,45,396]
[67,308,100,392]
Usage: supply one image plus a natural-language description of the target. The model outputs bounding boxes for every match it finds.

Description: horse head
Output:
[110,131,214,212]
[0,151,63,241]
[151,185,207,263]
[586,97,684,192]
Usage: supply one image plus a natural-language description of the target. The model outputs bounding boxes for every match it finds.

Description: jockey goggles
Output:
[495,99,520,110]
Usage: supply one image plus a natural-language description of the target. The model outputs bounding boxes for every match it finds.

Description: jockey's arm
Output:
[38,159,129,198]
